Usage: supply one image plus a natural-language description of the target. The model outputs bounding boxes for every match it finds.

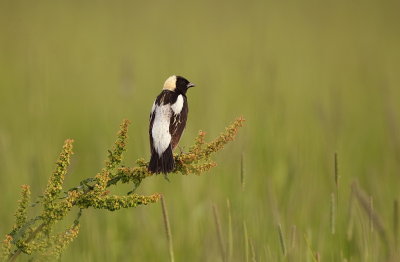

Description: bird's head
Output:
[163,75,195,95]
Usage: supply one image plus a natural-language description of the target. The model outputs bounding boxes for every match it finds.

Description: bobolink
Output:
[148,75,195,174]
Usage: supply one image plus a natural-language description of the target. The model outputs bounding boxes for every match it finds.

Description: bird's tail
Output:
[148,145,175,174]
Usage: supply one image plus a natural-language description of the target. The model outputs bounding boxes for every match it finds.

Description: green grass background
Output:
[1,0,399,261]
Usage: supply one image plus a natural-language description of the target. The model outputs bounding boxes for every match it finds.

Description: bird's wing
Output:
[169,95,188,150]
[149,101,156,154]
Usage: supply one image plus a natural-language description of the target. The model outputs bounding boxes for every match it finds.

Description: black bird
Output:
[148,75,195,174]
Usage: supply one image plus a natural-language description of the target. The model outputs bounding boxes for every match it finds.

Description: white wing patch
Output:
[171,95,184,114]
[150,101,156,114]
[151,104,172,157]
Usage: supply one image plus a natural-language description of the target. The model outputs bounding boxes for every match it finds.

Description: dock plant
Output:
[1,117,245,261]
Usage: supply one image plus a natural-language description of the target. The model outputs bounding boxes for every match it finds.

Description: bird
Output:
[148,75,195,174]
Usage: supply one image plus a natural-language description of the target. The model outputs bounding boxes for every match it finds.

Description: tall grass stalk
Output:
[227,199,233,261]
[331,192,336,235]
[249,238,256,262]
[290,225,297,255]
[334,152,339,198]
[263,245,271,261]
[291,225,297,247]
[369,196,374,233]
[347,190,355,241]
[240,153,245,192]
[333,152,339,224]
[213,204,226,262]
[316,252,321,262]
[161,195,175,262]
[394,199,399,248]
[304,234,319,262]
[243,221,249,262]
[351,182,388,249]
[382,84,400,163]
[277,223,286,257]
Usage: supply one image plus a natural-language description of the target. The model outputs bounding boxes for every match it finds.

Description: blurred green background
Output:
[1,0,399,261]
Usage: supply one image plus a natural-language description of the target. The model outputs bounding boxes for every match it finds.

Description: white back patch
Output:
[171,95,184,114]
[151,104,172,156]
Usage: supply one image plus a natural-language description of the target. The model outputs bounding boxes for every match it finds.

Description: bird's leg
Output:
[163,174,170,182]
[178,145,185,154]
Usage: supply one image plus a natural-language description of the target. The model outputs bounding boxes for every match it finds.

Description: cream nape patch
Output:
[163,75,177,91]
[151,104,172,157]
[171,95,184,114]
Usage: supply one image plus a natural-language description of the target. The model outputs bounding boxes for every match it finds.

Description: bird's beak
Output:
[187,82,195,88]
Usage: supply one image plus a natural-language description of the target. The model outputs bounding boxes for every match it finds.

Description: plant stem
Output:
[161,195,175,262]
[9,223,45,262]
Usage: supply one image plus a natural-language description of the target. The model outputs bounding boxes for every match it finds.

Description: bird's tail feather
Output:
[148,145,175,174]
